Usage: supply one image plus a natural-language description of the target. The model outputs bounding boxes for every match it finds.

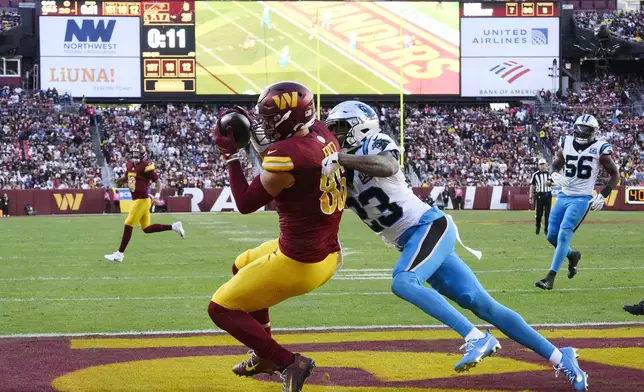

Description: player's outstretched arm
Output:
[337,151,399,178]
[551,149,565,171]
[226,160,294,214]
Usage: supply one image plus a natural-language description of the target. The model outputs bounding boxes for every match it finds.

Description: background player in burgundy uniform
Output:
[104,143,185,263]
[211,82,346,392]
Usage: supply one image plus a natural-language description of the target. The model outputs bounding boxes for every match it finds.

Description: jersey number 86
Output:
[320,167,347,215]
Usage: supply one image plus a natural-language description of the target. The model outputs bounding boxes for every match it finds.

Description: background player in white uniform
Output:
[322,101,588,391]
[536,114,620,291]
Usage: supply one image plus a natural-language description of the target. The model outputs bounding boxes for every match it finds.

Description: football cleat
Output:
[454,330,502,372]
[567,251,582,279]
[232,350,280,377]
[623,301,644,316]
[554,347,588,391]
[280,354,315,392]
[172,221,185,239]
[104,251,124,263]
[536,226,541,235]
[536,275,554,290]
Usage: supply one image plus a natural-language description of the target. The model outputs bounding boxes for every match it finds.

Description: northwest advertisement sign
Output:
[461,17,559,57]
[461,57,557,97]
[39,16,141,97]
[39,16,140,57]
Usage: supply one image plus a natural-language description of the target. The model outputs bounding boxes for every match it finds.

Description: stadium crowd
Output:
[574,10,644,42]
[0,88,100,190]
[1,81,643,191]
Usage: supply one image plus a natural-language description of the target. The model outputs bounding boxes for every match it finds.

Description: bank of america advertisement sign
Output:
[462,57,557,97]
[461,17,559,57]
[39,16,140,97]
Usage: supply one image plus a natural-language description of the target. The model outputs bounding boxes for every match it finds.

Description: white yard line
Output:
[197,42,263,93]
[2,321,643,339]
[258,1,406,93]
[2,286,643,303]
[201,2,339,94]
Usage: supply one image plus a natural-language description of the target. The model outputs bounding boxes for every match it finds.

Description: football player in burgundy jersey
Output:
[104,143,184,263]
[211,82,346,392]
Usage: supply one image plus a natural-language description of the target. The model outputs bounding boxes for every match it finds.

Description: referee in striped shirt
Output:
[529,158,552,235]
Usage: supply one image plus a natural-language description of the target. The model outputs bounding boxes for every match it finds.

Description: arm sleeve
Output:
[228,161,273,214]
[599,142,613,155]
[144,163,159,182]
[530,172,537,185]
[261,149,294,172]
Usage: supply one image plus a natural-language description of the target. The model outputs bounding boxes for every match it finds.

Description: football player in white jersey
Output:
[322,101,588,391]
[536,114,619,291]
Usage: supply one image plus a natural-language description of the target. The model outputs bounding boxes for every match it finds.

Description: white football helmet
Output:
[325,100,380,149]
[573,114,599,144]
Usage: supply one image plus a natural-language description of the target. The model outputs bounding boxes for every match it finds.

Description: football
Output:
[218,111,251,149]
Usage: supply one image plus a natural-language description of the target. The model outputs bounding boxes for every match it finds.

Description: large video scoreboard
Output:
[38,0,559,99]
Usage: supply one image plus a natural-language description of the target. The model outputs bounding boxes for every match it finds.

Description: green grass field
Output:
[195,1,460,95]
[1,211,642,337]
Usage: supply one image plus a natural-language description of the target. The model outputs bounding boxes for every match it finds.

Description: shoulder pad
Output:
[262,149,294,172]
[144,163,156,173]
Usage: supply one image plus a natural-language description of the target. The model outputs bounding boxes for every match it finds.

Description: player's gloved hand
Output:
[213,122,238,159]
[550,172,570,187]
[589,193,605,211]
[321,152,340,177]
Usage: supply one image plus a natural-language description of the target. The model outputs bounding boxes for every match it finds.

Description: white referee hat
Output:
[538,158,547,165]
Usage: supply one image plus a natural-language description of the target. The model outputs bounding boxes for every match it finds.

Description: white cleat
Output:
[104,251,124,263]
[172,221,185,239]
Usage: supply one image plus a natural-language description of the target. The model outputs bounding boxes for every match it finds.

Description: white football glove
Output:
[589,194,605,211]
[321,152,340,178]
[550,172,571,187]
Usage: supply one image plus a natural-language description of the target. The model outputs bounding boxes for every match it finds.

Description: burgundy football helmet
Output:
[253,81,316,145]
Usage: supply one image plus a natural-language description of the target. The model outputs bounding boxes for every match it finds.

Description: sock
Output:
[208,302,293,367]
[119,225,133,253]
[549,348,563,366]
[467,291,558,360]
[392,272,475,339]
[143,224,172,234]
[464,327,486,342]
[549,228,574,272]
[250,308,271,336]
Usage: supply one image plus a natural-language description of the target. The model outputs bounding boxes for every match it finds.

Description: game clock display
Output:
[626,186,644,205]
[141,1,196,95]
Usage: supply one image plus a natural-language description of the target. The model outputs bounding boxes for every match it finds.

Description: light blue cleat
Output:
[555,347,589,391]
[454,330,502,372]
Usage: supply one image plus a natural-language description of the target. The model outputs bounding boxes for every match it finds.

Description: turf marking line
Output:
[2,321,644,339]
[197,43,262,93]
[202,2,339,94]
[232,1,384,94]
[2,285,643,303]
[260,1,405,92]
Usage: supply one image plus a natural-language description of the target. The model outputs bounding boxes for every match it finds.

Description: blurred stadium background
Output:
[1,1,643,391]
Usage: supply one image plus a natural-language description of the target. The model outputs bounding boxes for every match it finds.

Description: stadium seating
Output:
[2,75,643,190]
[575,9,644,42]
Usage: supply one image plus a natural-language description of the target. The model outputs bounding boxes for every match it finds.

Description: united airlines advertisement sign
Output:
[461,17,559,57]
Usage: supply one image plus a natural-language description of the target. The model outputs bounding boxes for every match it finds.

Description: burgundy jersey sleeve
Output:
[143,162,159,182]
[262,148,294,173]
